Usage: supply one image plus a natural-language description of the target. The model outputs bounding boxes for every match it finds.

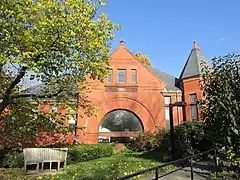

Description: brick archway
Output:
[97,97,156,133]
[77,96,157,144]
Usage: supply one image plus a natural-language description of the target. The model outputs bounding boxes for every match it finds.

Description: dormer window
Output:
[118,69,126,83]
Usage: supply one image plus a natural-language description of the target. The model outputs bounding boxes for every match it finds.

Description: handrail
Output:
[117,148,218,180]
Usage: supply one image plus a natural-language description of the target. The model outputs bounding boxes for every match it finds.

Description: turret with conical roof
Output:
[179,41,209,80]
[179,41,209,122]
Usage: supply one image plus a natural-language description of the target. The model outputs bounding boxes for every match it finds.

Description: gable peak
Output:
[120,40,124,47]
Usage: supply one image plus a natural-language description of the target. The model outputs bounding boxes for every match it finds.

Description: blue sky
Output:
[102,0,240,77]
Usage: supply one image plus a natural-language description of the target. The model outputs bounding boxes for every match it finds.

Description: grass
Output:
[0,152,176,180]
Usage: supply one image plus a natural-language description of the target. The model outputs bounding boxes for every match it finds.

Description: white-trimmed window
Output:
[131,69,137,84]
[107,69,113,83]
[189,93,198,121]
[118,69,126,83]
[164,96,171,130]
[50,105,58,113]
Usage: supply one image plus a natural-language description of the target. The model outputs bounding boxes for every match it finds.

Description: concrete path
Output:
[142,161,215,180]
[142,169,211,180]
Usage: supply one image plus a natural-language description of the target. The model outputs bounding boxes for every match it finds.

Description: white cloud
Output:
[216,37,227,43]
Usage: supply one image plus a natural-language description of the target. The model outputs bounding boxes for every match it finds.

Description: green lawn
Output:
[0,152,175,180]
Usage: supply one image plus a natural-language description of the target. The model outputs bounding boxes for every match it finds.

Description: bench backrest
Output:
[23,148,68,162]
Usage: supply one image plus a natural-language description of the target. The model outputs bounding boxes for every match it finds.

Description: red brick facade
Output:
[182,78,202,121]
[76,42,185,144]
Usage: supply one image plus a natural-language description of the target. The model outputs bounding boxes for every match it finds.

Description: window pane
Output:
[191,105,198,121]
[100,109,143,132]
[190,93,197,104]
[29,74,35,80]
[132,69,137,83]
[164,96,171,105]
[165,107,170,130]
[50,105,58,113]
[118,69,126,83]
[107,69,112,82]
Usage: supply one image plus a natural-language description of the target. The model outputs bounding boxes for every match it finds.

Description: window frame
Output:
[164,96,171,130]
[107,69,113,83]
[50,104,58,113]
[131,69,137,84]
[189,93,198,121]
[117,69,126,83]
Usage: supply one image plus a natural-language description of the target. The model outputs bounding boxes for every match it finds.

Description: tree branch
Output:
[0,66,28,113]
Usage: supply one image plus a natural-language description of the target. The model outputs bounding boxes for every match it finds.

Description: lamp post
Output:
[169,101,186,160]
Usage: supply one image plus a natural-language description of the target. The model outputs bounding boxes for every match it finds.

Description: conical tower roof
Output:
[179,41,209,79]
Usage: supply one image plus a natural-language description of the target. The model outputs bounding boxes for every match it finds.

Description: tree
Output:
[0,0,119,147]
[134,52,151,66]
[201,53,240,156]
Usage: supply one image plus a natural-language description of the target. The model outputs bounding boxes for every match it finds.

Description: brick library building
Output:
[1,40,209,147]
[76,40,209,144]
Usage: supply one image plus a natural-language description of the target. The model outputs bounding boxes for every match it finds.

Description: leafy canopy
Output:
[0,0,119,147]
[134,52,151,66]
[201,53,240,155]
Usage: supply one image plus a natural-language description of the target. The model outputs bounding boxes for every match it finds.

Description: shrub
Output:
[2,151,24,168]
[127,121,212,159]
[67,144,114,163]
[173,121,208,157]
[127,131,160,152]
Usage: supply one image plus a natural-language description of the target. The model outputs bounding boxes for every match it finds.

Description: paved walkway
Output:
[142,161,215,180]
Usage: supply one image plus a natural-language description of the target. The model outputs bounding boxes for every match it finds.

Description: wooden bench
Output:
[23,148,68,174]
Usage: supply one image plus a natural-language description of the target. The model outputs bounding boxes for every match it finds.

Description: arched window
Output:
[99,109,143,132]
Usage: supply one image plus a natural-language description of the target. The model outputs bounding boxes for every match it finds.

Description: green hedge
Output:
[67,144,114,164]
[2,150,24,168]
[1,144,114,168]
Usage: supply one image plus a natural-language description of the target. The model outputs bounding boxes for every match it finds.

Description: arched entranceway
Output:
[98,109,143,143]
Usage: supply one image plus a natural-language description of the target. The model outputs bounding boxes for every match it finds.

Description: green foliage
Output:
[127,131,160,152]
[173,121,210,158]
[0,0,119,147]
[134,52,151,66]
[201,53,240,160]
[2,151,24,168]
[226,148,240,173]
[67,144,113,163]
[128,121,211,159]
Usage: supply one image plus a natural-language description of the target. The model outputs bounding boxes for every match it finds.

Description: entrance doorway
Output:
[98,109,143,143]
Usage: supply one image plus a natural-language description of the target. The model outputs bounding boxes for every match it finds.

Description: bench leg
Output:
[41,162,44,171]
[57,161,60,171]
[24,162,27,173]
[50,161,52,171]
[64,161,66,170]
[36,163,39,174]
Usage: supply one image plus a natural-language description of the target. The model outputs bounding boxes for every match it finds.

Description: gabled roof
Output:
[20,83,45,95]
[111,41,167,86]
[179,41,209,80]
[112,40,180,92]
[150,67,180,91]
